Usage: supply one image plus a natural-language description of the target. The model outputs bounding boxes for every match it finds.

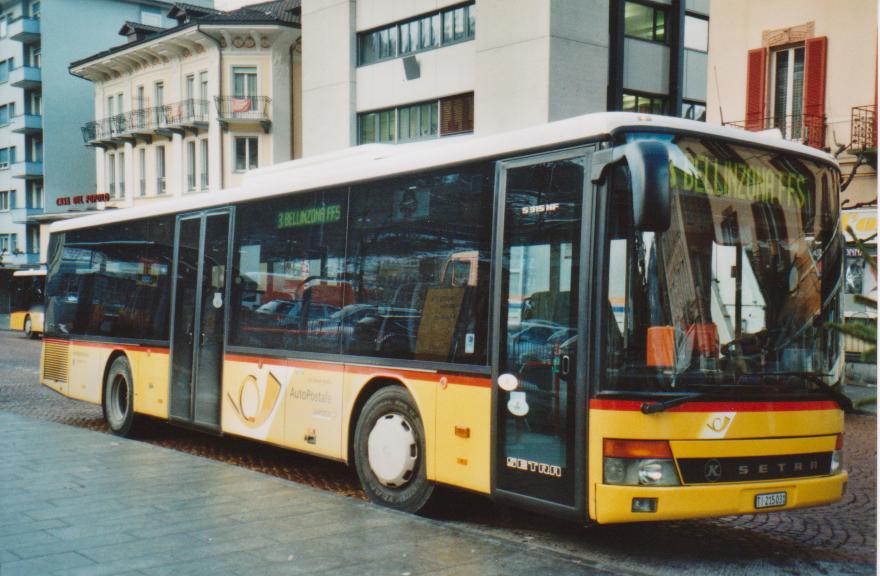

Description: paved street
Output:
[0,331,875,575]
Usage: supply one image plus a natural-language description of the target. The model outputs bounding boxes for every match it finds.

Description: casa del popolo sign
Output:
[56,193,112,207]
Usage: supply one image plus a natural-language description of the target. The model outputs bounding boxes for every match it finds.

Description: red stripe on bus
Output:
[51,339,170,355]
[225,353,491,389]
[589,399,840,412]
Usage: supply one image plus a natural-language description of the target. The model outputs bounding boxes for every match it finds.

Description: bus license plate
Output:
[755,491,787,509]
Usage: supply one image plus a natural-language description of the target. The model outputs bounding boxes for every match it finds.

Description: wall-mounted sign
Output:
[841,209,878,241]
[56,193,111,207]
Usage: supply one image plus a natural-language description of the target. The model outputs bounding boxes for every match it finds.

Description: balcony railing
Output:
[724,113,826,149]
[850,105,876,154]
[215,96,271,131]
[11,161,43,179]
[9,17,40,43]
[82,100,211,145]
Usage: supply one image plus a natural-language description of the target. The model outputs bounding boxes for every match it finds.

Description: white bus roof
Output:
[50,112,838,234]
[13,268,46,277]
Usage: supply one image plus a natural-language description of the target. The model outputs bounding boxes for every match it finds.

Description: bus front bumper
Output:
[593,471,848,524]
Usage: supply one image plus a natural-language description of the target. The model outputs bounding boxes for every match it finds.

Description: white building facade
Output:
[300,0,711,157]
[70,1,301,209]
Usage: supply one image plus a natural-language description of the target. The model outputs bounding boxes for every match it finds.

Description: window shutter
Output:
[803,36,828,148]
[440,93,474,136]
[745,47,768,131]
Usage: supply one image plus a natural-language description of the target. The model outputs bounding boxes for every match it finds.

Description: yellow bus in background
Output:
[40,113,848,523]
[10,268,45,339]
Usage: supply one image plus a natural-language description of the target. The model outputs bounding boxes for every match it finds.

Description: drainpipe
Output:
[196,24,224,190]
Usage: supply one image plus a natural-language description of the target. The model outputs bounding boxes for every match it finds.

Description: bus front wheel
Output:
[354,386,434,513]
[23,316,34,339]
[103,356,136,437]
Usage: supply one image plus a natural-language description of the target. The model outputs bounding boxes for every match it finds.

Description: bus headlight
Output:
[603,439,681,486]
[831,433,843,474]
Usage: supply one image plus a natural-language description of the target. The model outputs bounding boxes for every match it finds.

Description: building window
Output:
[30,46,40,69]
[29,92,40,115]
[398,101,438,142]
[0,59,9,83]
[622,91,666,114]
[28,182,42,208]
[442,3,475,44]
[771,45,806,140]
[234,137,258,172]
[682,100,706,122]
[155,146,166,194]
[0,147,14,169]
[138,148,146,196]
[0,103,12,125]
[232,67,257,98]
[199,71,209,102]
[28,226,38,254]
[624,1,667,43]
[359,93,475,144]
[358,2,476,66]
[199,139,209,189]
[30,1,40,19]
[117,152,125,198]
[0,190,10,211]
[684,14,709,52]
[186,141,196,192]
[107,152,116,197]
[0,16,7,38]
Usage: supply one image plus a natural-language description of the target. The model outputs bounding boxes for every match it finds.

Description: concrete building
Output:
[70,0,300,208]
[705,0,877,376]
[300,0,710,157]
[0,0,213,318]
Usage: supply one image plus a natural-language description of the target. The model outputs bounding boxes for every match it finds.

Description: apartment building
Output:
[301,0,710,156]
[706,0,877,375]
[70,0,300,207]
[0,0,213,319]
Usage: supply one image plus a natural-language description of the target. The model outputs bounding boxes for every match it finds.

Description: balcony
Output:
[9,17,40,43]
[9,66,41,89]
[11,161,43,180]
[155,99,211,134]
[215,96,271,132]
[724,113,826,149]
[10,114,42,135]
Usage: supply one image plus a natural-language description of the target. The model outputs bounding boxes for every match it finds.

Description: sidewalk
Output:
[0,411,617,576]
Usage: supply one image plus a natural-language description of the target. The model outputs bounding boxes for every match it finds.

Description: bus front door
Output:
[492,149,590,518]
[169,209,233,431]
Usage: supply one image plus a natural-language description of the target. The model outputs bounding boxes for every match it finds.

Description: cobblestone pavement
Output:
[0,332,874,574]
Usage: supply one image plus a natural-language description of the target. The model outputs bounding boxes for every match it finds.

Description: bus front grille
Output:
[42,341,70,384]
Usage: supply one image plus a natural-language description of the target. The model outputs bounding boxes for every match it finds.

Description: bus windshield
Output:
[604,134,843,394]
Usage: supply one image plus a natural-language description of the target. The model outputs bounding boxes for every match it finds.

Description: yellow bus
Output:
[10,268,45,338]
[41,113,848,522]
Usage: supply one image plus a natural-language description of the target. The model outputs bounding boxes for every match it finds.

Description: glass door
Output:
[493,149,589,511]
[169,209,233,431]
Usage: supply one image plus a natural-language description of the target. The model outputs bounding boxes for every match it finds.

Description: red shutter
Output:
[745,47,768,131]
[803,36,828,148]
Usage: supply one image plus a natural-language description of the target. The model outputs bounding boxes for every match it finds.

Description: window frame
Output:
[623,0,668,44]
[683,12,709,53]
[621,90,667,115]
[234,135,259,173]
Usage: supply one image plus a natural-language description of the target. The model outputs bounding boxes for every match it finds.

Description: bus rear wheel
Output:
[103,356,136,437]
[23,316,34,339]
[354,386,434,513]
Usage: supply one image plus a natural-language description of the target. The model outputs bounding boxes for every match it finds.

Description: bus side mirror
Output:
[623,140,671,232]
[592,140,672,233]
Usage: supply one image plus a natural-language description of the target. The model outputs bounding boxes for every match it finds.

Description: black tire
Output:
[23,316,33,339]
[103,355,136,437]
[354,386,434,513]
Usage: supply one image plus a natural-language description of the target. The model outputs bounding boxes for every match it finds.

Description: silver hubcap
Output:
[367,413,417,488]
[108,374,129,427]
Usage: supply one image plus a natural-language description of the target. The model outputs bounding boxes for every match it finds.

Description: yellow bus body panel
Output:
[67,343,110,404]
[435,381,491,493]
[588,405,846,523]
[129,348,169,419]
[10,311,25,331]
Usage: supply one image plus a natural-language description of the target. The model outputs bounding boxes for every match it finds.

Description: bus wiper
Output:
[641,393,707,414]
[764,371,855,413]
